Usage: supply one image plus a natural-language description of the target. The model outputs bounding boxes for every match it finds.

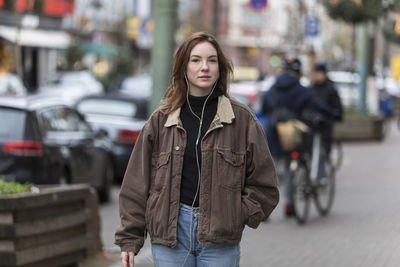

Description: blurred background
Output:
[1,0,400,266]
[1,0,400,119]
[0,0,400,110]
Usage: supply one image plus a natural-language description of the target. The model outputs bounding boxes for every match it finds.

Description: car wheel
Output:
[98,160,113,203]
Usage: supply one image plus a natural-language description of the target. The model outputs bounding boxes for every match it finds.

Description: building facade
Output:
[0,0,74,92]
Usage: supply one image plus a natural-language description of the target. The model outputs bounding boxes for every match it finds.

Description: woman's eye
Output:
[209,59,217,63]
[191,59,200,63]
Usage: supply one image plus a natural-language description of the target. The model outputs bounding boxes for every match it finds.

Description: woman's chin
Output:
[197,83,215,90]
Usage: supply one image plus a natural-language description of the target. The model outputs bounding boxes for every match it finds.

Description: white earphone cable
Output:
[180,74,218,267]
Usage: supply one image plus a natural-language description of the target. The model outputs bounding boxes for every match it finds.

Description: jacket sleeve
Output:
[262,90,274,115]
[114,119,154,255]
[303,89,341,120]
[330,88,343,122]
[242,116,279,228]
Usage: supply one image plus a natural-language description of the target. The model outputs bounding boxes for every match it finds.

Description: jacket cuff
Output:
[241,201,264,229]
[247,212,264,229]
[116,242,142,256]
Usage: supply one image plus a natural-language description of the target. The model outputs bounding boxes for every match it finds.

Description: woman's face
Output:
[186,41,219,96]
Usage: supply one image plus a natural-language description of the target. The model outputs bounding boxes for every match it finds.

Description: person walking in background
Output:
[115,32,279,267]
[310,63,343,154]
[262,57,339,217]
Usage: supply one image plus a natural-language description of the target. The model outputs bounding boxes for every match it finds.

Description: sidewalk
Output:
[240,121,400,266]
[78,250,154,267]
[81,121,400,267]
[78,252,121,267]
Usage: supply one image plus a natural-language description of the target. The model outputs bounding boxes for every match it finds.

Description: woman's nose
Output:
[201,61,209,71]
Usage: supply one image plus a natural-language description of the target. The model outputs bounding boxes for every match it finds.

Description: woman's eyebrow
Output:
[190,54,218,58]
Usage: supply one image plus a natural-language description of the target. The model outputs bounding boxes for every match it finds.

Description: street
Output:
[85,121,400,267]
[1,1,399,266]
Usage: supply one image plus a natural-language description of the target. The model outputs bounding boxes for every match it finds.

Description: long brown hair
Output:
[162,32,233,114]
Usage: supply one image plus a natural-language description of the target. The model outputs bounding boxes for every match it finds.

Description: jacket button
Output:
[175,146,180,151]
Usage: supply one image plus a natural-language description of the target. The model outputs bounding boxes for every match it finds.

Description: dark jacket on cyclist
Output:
[310,79,342,121]
[262,72,339,157]
[310,78,343,153]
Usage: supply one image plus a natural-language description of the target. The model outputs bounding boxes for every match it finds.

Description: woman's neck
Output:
[189,86,213,97]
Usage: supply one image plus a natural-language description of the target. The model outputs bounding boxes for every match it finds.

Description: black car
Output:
[76,92,148,181]
[0,95,113,202]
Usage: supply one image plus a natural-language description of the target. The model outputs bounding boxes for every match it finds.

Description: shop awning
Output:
[0,25,71,49]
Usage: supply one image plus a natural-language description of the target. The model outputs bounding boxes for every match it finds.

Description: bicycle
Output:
[330,140,343,170]
[288,112,336,225]
[398,114,400,131]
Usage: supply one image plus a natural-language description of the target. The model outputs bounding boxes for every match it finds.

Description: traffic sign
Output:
[305,16,320,37]
[248,0,267,12]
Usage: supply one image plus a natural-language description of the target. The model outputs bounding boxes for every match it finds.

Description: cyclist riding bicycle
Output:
[262,57,341,217]
[310,63,343,155]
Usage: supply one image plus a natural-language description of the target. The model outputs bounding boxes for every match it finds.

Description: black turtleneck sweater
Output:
[180,89,222,207]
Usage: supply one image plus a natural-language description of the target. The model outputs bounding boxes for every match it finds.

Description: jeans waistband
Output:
[180,203,200,215]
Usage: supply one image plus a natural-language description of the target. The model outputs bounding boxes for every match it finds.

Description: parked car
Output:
[39,70,104,104]
[119,73,152,99]
[229,81,262,112]
[0,95,113,202]
[0,72,27,96]
[229,80,266,126]
[76,92,148,181]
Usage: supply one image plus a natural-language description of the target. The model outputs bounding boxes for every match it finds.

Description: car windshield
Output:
[77,99,138,118]
[0,108,26,140]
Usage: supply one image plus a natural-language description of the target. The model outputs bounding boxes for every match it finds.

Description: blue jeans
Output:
[151,203,240,267]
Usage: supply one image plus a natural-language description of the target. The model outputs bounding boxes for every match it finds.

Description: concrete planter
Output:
[334,117,385,141]
[0,184,102,267]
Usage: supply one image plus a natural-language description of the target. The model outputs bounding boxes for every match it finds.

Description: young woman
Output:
[115,32,279,267]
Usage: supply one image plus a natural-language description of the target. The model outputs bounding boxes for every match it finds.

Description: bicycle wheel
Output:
[330,141,343,170]
[398,116,400,131]
[290,161,310,225]
[314,158,335,216]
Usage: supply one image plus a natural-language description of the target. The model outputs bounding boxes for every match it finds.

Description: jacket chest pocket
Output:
[151,152,171,191]
[216,149,245,190]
